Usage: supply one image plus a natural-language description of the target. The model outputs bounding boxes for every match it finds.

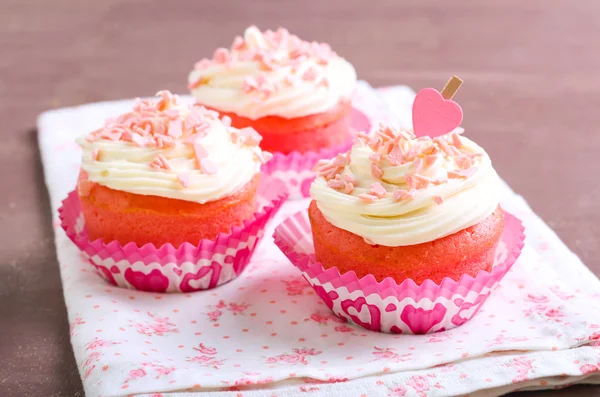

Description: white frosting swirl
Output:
[77,94,265,204]
[188,26,357,120]
[310,132,500,246]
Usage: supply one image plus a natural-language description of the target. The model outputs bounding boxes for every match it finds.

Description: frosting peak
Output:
[188,26,357,119]
[310,124,500,246]
[77,90,270,204]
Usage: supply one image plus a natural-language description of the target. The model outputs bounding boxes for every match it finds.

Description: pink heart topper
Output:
[412,87,463,138]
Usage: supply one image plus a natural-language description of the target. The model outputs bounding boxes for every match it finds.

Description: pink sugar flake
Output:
[413,157,424,174]
[184,108,205,130]
[432,176,448,185]
[371,163,384,179]
[193,144,209,164]
[163,108,180,119]
[387,145,405,166]
[435,138,454,156]
[314,159,330,171]
[195,58,212,70]
[318,76,329,88]
[358,193,378,203]
[332,153,350,166]
[448,170,466,179]
[433,196,444,205]
[239,127,262,147]
[213,48,231,64]
[412,174,431,189]
[168,119,183,138]
[85,133,96,142]
[424,154,438,166]
[92,148,100,161]
[302,67,318,81]
[232,36,246,51]
[229,130,240,144]
[369,153,381,163]
[344,174,357,185]
[130,133,148,147]
[370,182,387,198]
[221,115,232,127]
[327,180,345,190]
[392,189,416,202]
[284,74,297,86]
[344,183,355,194]
[200,158,218,174]
[150,155,171,171]
[177,173,191,188]
[451,133,462,148]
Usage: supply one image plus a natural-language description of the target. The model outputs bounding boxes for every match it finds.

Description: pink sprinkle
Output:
[413,157,424,174]
[436,138,454,156]
[163,108,180,119]
[344,183,355,194]
[177,173,191,188]
[239,127,262,147]
[392,189,408,202]
[213,48,231,64]
[284,74,297,86]
[92,148,99,161]
[195,59,212,70]
[221,115,232,127]
[369,153,381,162]
[200,158,218,174]
[318,76,329,88]
[314,159,330,171]
[302,67,318,81]
[332,153,350,166]
[358,194,378,203]
[85,133,96,142]
[232,36,245,50]
[168,119,183,138]
[343,174,357,184]
[433,196,444,205]
[229,130,240,144]
[243,76,259,93]
[451,133,462,148]
[370,182,387,198]
[193,144,209,169]
[387,145,405,166]
[327,180,345,190]
[448,170,466,179]
[424,154,438,166]
[150,155,171,171]
[371,163,384,179]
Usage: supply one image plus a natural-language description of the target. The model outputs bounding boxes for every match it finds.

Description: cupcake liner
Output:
[261,107,372,200]
[273,210,525,334]
[59,175,288,293]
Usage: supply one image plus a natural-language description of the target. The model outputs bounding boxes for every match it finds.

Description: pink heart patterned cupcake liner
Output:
[260,107,372,200]
[273,210,525,334]
[59,175,288,293]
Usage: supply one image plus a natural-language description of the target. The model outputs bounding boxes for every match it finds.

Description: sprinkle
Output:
[369,182,387,198]
[92,148,99,161]
[85,133,96,142]
[150,155,171,171]
[284,74,296,86]
[177,173,191,188]
[213,48,231,64]
[184,108,205,130]
[358,194,378,203]
[239,127,262,147]
[332,153,350,166]
[301,67,318,81]
[229,130,239,144]
[436,138,454,156]
[451,133,462,148]
[424,154,438,166]
[193,144,209,168]
[369,153,381,162]
[392,189,416,202]
[387,145,405,166]
[433,196,444,205]
[343,174,357,184]
[344,183,355,194]
[412,174,431,189]
[200,158,218,174]
[371,163,384,179]
[168,119,183,138]
[243,76,259,93]
[221,115,232,127]
[195,59,212,70]
[232,36,246,51]
[327,180,345,190]
[413,157,424,174]
[313,159,330,172]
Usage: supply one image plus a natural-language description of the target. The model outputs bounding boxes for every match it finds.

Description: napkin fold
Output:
[39,83,600,397]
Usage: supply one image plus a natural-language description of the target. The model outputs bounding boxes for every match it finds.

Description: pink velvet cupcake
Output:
[60,90,287,293]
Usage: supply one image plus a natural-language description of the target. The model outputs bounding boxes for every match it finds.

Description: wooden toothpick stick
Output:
[440,75,463,100]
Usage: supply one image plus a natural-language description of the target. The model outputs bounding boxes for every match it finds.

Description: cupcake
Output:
[60,90,287,292]
[274,80,525,333]
[188,25,357,155]
[309,124,503,284]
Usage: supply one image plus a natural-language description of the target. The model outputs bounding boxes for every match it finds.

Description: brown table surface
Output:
[2,0,600,396]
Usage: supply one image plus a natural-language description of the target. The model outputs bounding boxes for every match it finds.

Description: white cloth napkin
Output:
[39,83,600,397]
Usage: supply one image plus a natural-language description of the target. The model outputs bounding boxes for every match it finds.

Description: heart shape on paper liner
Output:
[412,88,463,138]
